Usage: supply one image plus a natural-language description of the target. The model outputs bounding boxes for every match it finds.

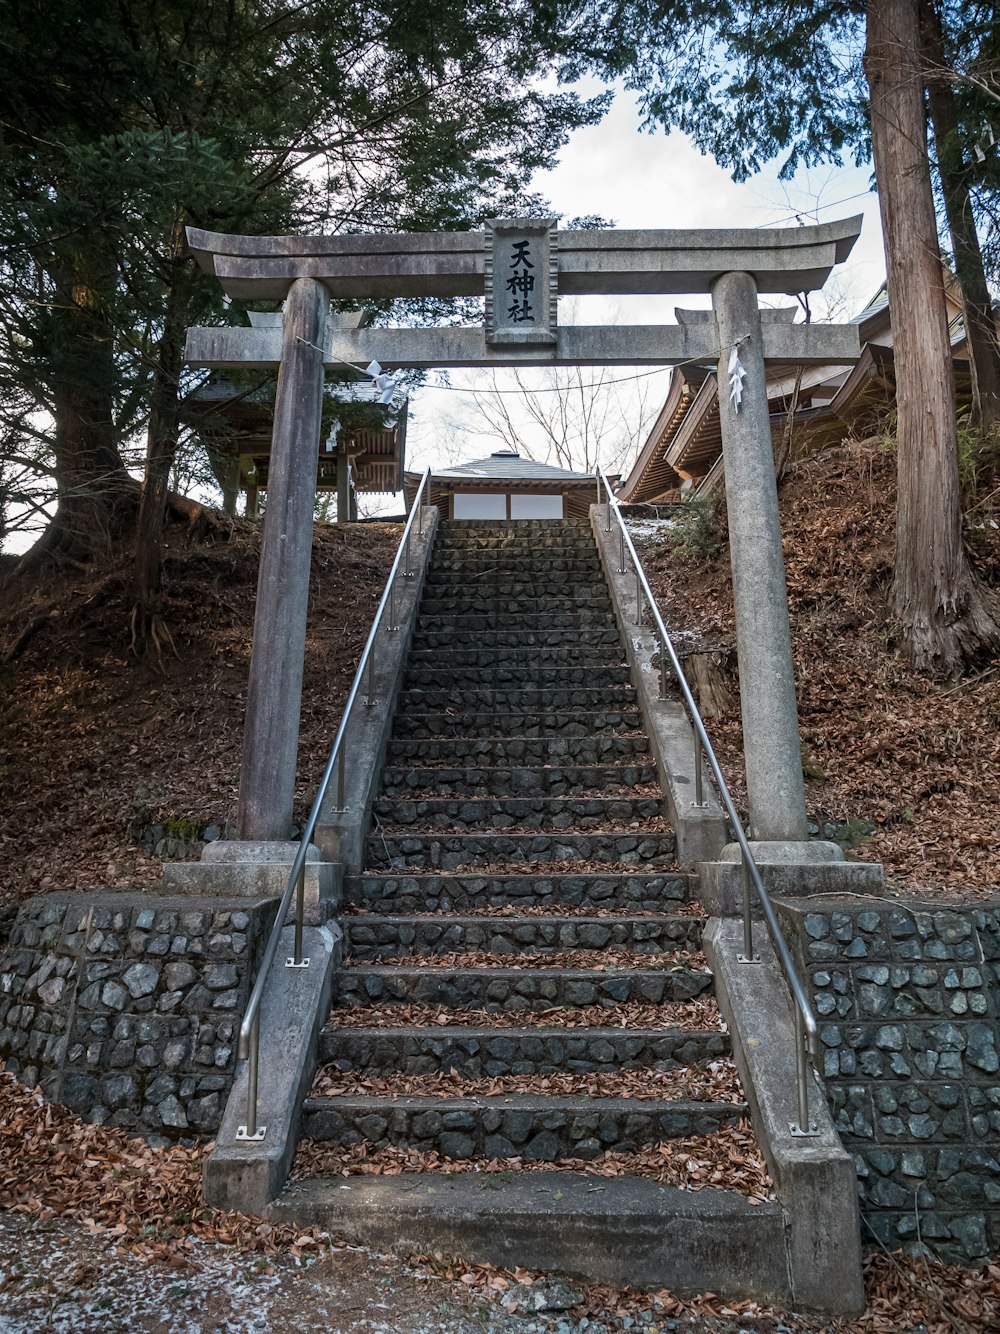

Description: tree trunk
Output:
[864,0,999,676]
[19,251,128,568]
[132,223,189,656]
[684,650,735,718]
[920,0,1000,432]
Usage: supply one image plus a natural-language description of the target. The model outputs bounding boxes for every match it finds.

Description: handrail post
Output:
[403,529,412,577]
[595,471,601,508]
[388,577,397,631]
[336,747,346,810]
[792,1006,814,1135]
[237,1009,264,1141]
[366,643,377,705]
[248,1011,259,1134]
[292,863,305,964]
[738,854,759,964]
[635,570,643,625]
[694,736,705,807]
[606,488,613,532]
[619,526,626,575]
[658,631,668,699]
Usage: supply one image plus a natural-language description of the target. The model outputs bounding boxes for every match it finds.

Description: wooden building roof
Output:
[404,452,618,520]
[616,279,971,504]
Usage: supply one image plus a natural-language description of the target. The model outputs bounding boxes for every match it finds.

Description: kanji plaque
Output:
[484,217,557,347]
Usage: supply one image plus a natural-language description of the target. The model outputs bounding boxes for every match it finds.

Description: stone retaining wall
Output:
[0,891,276,1142]
[779,895,1000,1264]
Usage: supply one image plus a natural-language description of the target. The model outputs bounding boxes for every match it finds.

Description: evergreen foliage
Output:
[0,0,607,574]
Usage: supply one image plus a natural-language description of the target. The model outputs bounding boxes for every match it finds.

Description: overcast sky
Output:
[401,82,887,490]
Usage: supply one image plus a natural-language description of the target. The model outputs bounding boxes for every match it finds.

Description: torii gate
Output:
[185,216,862,849]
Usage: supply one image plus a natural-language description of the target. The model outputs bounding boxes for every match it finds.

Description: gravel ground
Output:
[0,1212,796,1334]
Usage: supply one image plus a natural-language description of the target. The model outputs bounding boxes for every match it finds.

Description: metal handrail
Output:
[595,469,820,1137]
[235,467,433,1141]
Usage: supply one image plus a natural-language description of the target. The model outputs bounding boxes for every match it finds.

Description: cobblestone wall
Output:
[779,896,1000,1265]
[0,892,276,1142]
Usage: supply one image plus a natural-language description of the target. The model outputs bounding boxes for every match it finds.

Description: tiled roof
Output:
[430,452,596,483]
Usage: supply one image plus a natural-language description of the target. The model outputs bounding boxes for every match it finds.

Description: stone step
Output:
[391,710,643,739]
[432,542,600,559]
[439,519,592,531]
[437,522,594,538]
[429,557,602,575]
[299,1092,745,1160]
[343,913,703,960]
[405,664,632,688]
[411,627,623,650]
[438,521,592,533]
[317,1024,728,1076]
[386,735,651,765]
[397,688,637,713]
[420,594,612,617]
[270,1173,788,1302]
[365,830,677,870]
[433,537,595,551]
[345,870,694,914]
[424,568,602,589]
[380,763,658,796]
[335,963,709,1010]
[407,645,624,668]
[372,795,664,830]
[416,611,618,632]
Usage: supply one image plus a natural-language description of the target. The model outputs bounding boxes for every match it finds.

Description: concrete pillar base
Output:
[698,840,884,914]
[161,840,341,922]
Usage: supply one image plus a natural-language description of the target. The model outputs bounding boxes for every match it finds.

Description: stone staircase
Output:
[276,518,790,1299]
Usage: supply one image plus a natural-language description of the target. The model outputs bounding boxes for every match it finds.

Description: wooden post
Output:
[712,270,808,842]
[238,277,329,840]
[336,447,350,524]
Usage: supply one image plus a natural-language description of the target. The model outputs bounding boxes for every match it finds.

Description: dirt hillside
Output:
[0,520,398,910]
[642,440,1000,894]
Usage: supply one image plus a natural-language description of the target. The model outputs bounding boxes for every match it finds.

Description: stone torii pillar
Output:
[711,272,808,843]
[238,277,329,840]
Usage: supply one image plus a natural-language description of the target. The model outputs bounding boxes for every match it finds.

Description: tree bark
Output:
[132,222,189,656]
[18,249,128,569]
[864,0,999,676]
[920,0,1000,433]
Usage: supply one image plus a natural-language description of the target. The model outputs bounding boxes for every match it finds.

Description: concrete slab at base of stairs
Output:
[269,1170,791,1303]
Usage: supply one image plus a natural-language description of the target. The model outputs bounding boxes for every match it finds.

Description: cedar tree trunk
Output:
[865,0,999,676]
[920,0,1000,432]
[132,223,189,653]
[19,254,128,568]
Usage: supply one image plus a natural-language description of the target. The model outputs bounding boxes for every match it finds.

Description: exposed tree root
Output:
[898,572,1000,680]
